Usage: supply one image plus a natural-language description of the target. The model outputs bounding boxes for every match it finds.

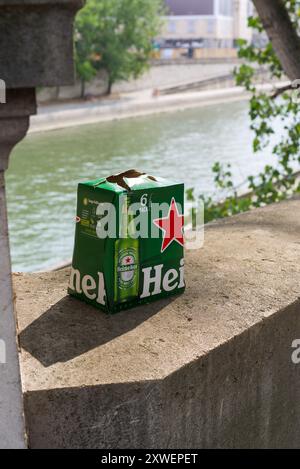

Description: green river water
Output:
[6,100,280,271]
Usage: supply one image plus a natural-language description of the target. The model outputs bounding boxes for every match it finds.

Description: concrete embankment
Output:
[30,83,287,134]
[37,61,239,101]
[15,197,300,448]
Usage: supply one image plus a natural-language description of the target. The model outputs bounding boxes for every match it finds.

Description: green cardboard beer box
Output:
[68,169,185,313]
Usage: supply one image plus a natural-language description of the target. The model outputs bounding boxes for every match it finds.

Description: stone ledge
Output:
[15,198,300,448]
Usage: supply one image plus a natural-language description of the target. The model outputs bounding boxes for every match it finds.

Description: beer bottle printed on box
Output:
[114,194,139,303]
[68,169,185,313]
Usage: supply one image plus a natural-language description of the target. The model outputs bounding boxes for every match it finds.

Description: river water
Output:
[6,99,280,271]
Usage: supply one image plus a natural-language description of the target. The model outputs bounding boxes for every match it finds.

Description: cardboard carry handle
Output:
[96,169,157,192]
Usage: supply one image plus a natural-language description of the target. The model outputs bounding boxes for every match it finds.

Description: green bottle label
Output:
[117,248,138,287]
[114,243,139,302]
[114,195,139,303]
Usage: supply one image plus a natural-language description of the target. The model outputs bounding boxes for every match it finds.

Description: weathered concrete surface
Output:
[0,88,36,448]
[0,89,36,170]
[0,0,84,88]
[0,173,26,448]
[15,198,300,448]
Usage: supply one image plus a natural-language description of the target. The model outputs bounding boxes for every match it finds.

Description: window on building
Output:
[168,20,176,34]
[207,18,215,35]
[165,0,214,16]
[204,38,218,49]
[219,0,233,16]
[187,19,196,34]
[220,18,233,36]
[247,0,254,17]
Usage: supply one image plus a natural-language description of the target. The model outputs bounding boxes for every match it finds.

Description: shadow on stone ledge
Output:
[19,294,176,367]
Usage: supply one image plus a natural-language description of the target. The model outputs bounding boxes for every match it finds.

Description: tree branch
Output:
[252,0,300,80]
[271,82,299,99]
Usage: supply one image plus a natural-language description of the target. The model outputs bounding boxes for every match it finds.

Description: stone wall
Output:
[37,62,238,102]
[15,198,300,448]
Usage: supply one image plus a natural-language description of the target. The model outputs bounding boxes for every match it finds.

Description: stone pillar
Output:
[0,0,83,448]
[0,89,36,448]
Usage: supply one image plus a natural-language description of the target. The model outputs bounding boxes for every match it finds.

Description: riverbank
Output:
[37,60,240,102]
[30,82,288,134]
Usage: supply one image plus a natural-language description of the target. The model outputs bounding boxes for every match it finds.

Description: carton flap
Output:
[85,169,181,192]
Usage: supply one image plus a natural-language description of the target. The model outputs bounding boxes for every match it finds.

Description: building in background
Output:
[158,0,254,59]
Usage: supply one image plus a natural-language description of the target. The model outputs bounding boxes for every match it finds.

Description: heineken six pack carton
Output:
[68,169,185,313]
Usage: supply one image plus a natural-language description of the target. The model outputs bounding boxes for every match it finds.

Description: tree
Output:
[192,0,300,223]
[252,0,300,80]
[75,2,102,98]
[75,0,164,97]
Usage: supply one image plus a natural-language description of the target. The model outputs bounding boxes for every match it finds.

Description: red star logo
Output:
[125,257,132,263]
[153,198,184,252]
